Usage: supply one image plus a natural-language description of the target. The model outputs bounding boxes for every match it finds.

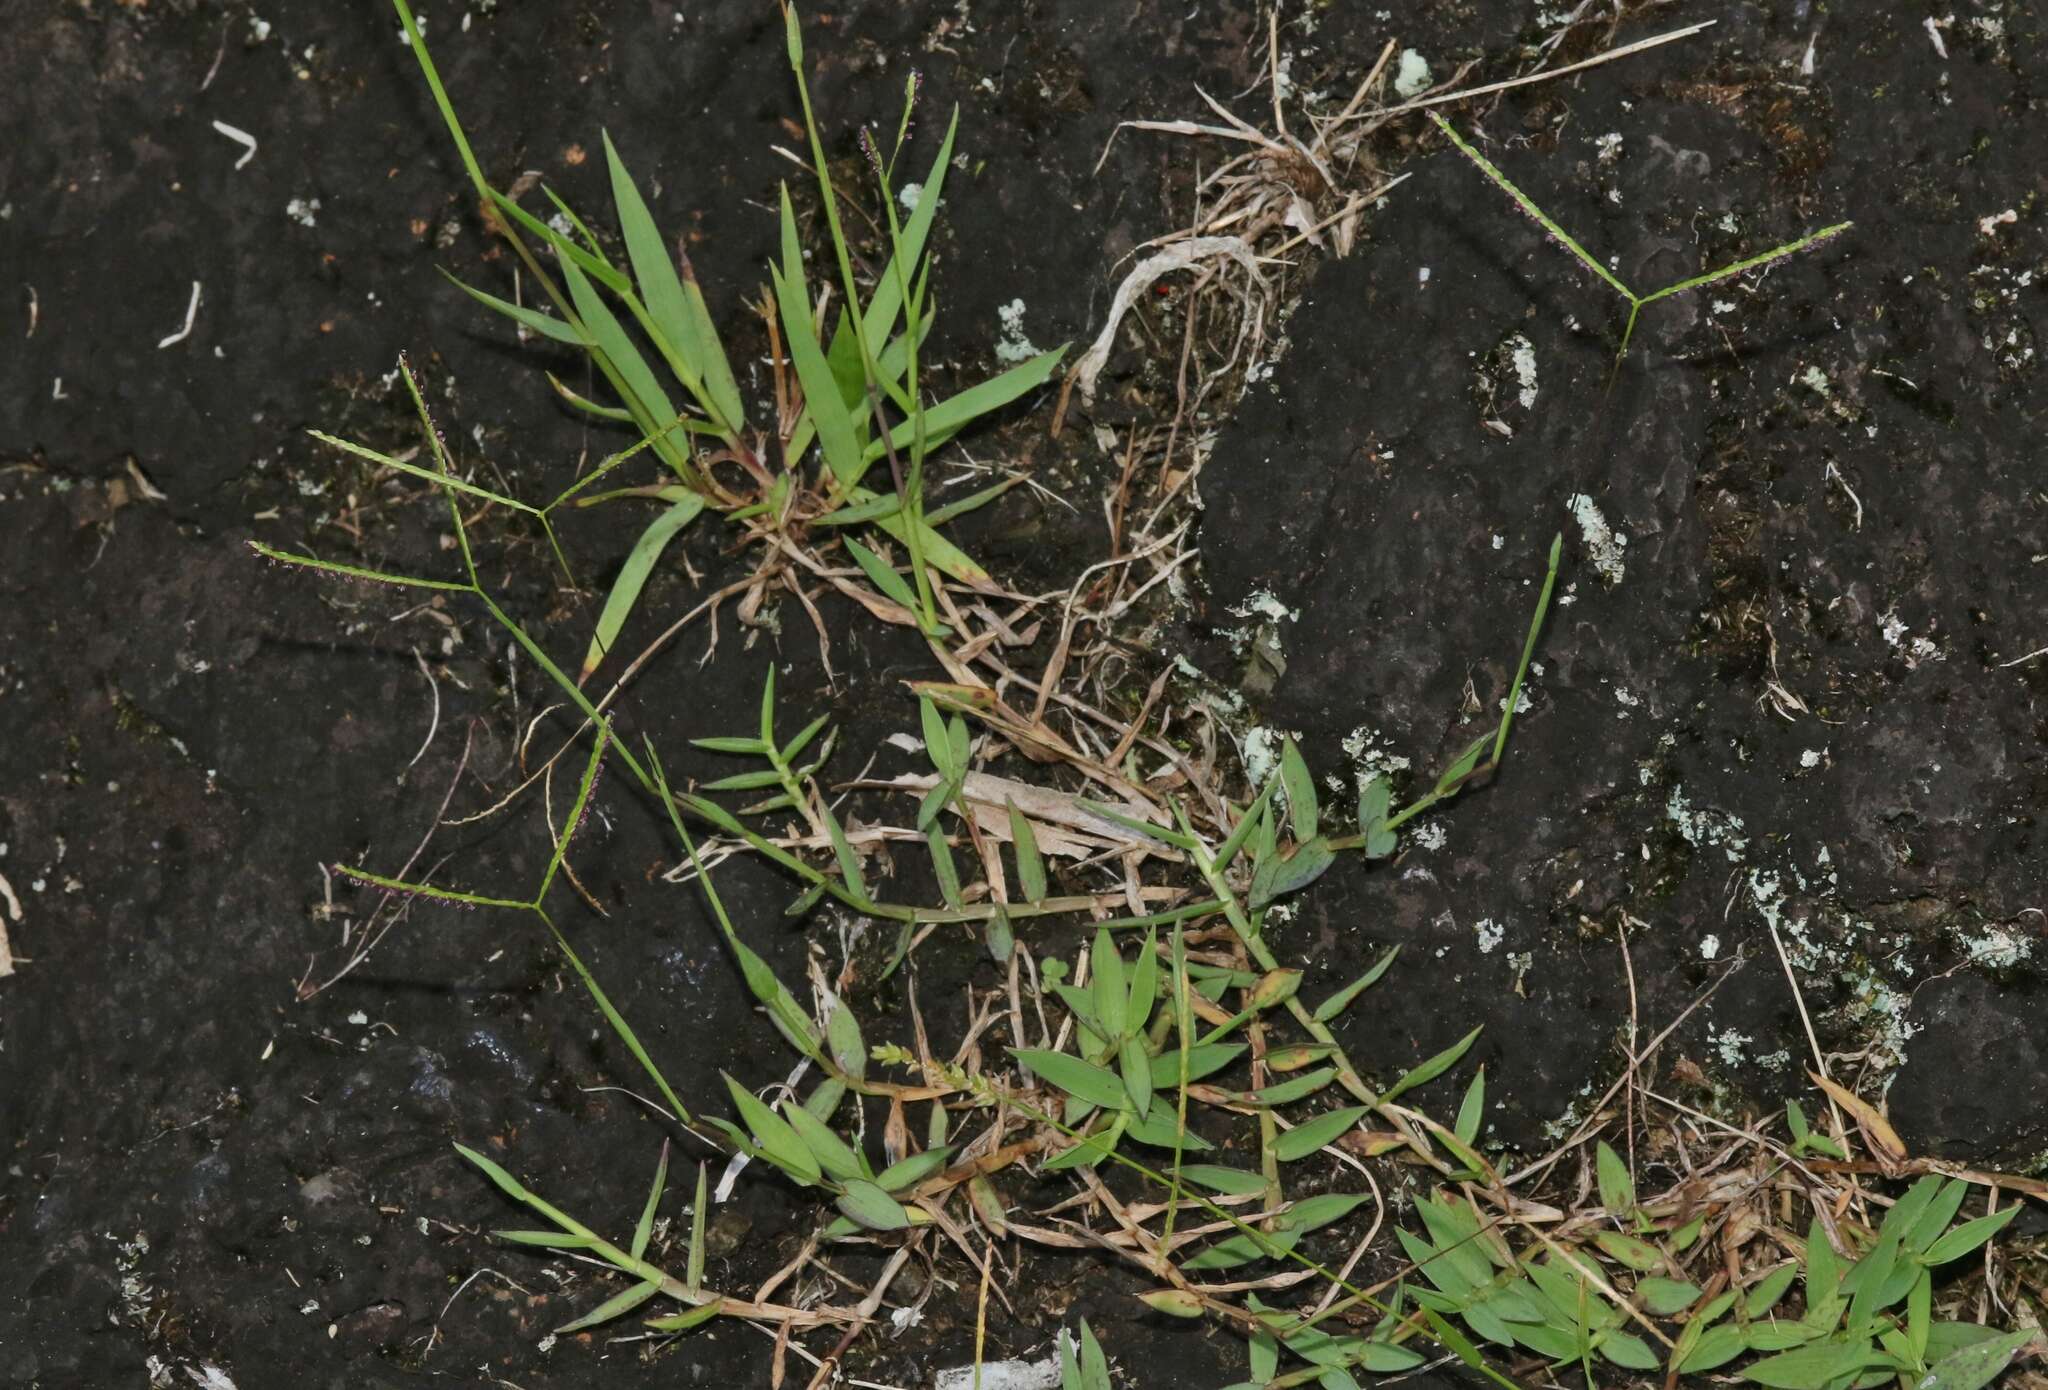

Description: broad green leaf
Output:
[1747,1263,1800,1319]
[1274,1106,1369,1162]
[1118,1037,1153,1119]
[1092,928,1127,1040]
[1597,1236,1662,1277]
[1434,732,1491,795]
[1013,1048,1127,1110]
[1138,1288,1205,1318]
[1906,1179,1971,1256]
[1358,774,1397,857]
[781,1099,862,1182]
[1638,1277,1701,1315]
[1454,1067,1486,1145]
[1677,1323,1750,1373]
[1008,801,1047,904]
[1312,947,1399,1022]
[1147,1043,1244,1087]
[834,1179,911,1232]
[825,999,866,1081]
[1379,1025,1482,1104]
[1280,736,1318,841]
[1249,835,1336,909]
[1920,1328,2035,1390]
[1596,1140,1635,1213]
[723,1073,820,1185]
[1060,1318,1113,1390]
[1921,1205,2019,1265]
[1123,1104,1212,1151]
[554,1278,661,1334]
[1278,1192,1373,1234]
[874,1147,951,1193]
[1744,1338,1882,1389]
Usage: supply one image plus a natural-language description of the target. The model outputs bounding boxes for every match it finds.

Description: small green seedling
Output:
[1430,112,1850,364]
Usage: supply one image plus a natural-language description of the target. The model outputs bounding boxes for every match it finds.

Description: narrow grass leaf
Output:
[781,1100,862,1182]
[1313,947,1400,1022]
[875,1147,951,1194]
[687,1162,707,1290]
[495,1229,599,1248]
[1379,1025,1482,1104]
[843,535,919,610]
[554,1278,661,1335]
[1177,1165,1271,1196]
[581,494,704,678]
[819,801,868,904]
[444,271,587,346]
[1091,927,1127,1040]
[602,133,743,435]
[863,346,1066,464]
[646,1298,722,1334]
[1920,1327,2035,1390]
[630,1141,668,1261]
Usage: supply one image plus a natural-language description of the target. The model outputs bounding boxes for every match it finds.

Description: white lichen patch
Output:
[1227,588,1299,625]
[285,196,321,228]
[1666,785,1749,860]
[1709,1025,1753,1068]
[1958,923,2033,969]
[1698,934,1721,961]
[1798,364,1831,397]
[1242,725,1284,788]
[1592,132,1623,164]
[995,298,1041,365]
[1474,918,1505,954]
[1393,49,1432,97]
[1411,821,1447,852]
[1566,493,1627,584]
[1508,333,1539,408]
[897,181,925,214]
[1800,748,1826,769]
[1342,725,1410,778]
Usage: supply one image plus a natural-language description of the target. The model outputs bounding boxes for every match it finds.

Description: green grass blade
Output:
[1379,1026,1482,1105]
[601,133,744,437]
[842,535,920,611]
[580,495,705,680]
[1492,531,1562,763]
[1637,222,1853,306]
[441,269,588,346]
[1007,800,1047,904]
[630,1141,669,1261]
[539,910,694,1125]
[554,1277,662,1335]
[249,540,473,593]
[863,346,1065,464]
[307,430,539,514]
[1428,112,1635,302]
[557,258,689,466]
[485,188,628,293]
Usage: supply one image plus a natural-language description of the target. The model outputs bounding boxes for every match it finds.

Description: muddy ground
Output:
[2,1,2043,1388]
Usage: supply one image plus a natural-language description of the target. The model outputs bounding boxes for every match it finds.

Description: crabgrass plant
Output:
[1429,112,1852,365]
[262,380,2039,1383]
[390,0,1065,662]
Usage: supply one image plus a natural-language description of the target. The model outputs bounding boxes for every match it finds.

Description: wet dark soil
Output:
[2,2,2043,1388]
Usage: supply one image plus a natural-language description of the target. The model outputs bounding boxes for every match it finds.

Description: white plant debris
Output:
[1508,333,1538,408]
